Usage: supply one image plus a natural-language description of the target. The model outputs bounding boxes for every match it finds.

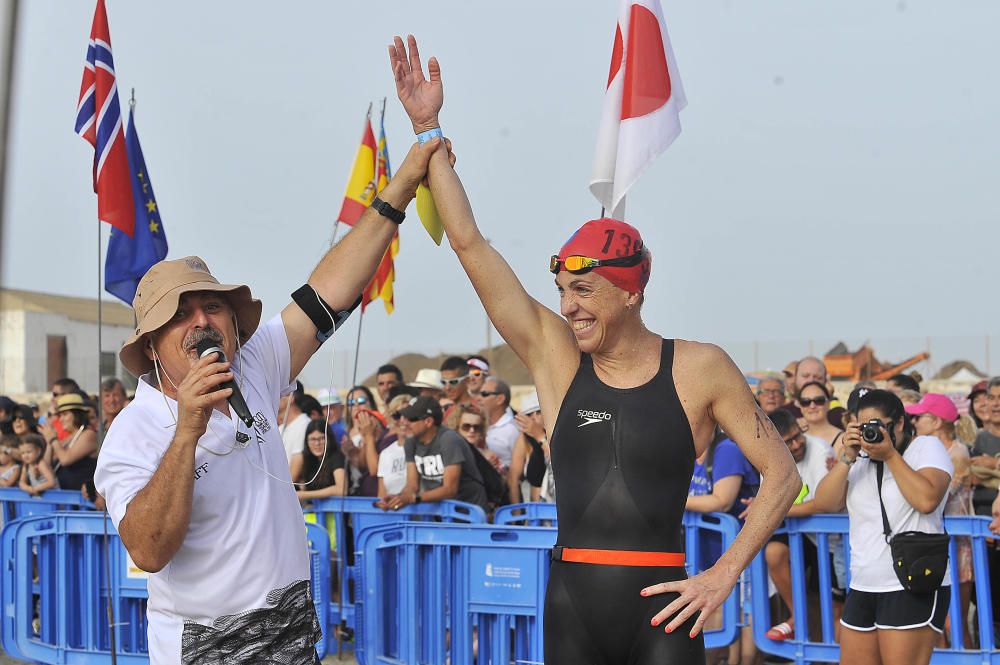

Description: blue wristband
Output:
[416,127,443,144]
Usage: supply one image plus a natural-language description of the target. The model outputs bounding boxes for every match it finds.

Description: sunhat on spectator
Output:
[118,256,262,378]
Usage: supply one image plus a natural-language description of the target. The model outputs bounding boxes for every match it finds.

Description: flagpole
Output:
[351,309,364,387]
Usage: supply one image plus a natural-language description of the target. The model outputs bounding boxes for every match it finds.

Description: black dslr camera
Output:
[860,419,885,444]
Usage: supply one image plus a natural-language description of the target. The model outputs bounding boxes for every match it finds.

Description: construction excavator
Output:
[823,343,929,382]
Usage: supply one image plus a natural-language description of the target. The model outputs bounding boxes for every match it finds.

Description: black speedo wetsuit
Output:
[544,338,705,664]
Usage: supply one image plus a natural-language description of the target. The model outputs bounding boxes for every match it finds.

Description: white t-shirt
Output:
[280,412,311,464]
[377,441,407,495]
[845,435,954,592]
[486,408,519,469]
[95,315,321,663]
[798,435,833,503]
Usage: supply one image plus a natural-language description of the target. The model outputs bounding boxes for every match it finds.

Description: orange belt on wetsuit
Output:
[551,546,685,567]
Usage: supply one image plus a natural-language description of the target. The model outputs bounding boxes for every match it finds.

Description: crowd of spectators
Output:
[0,377,127,504]
[683,355,1000,664]
[5,351,1000,660]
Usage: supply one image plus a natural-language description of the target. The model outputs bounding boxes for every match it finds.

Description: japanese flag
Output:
[589,0,686,220]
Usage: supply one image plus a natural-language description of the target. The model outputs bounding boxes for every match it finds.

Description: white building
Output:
[0,288,136,395]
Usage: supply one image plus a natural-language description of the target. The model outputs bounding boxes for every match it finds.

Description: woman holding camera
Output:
[814,389,952,665]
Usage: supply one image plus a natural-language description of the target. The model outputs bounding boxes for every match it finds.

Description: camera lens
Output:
[860,420,884,444]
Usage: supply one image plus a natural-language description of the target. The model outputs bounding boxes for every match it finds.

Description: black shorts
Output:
[840,587,950,634]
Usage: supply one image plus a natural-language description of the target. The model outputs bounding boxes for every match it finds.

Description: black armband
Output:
[291,285,361,343]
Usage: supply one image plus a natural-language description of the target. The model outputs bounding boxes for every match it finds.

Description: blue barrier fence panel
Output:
[308,495,486,646]
[493,502,557,526]
[1,512,333,665]
[749,514,1000,665]
[0,487,95,526]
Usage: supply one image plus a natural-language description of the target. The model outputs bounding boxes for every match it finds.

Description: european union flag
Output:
[104,106,168,305]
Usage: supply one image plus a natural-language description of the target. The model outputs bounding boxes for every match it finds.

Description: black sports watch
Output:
[371,196,405,224]
[413,493,422,504]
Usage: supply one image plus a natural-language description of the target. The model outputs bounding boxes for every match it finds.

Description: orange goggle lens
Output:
[549,255,602,274]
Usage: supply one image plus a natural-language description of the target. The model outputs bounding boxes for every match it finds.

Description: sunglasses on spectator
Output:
[549,252,644,275]
[799,396,828,407]
[460,423,483,432]
[390,411,403,421]
[476,390,502,398]
[757,389,783,397]
[442,375,467,386]
[347,397,368,406]
[468,369,488,378]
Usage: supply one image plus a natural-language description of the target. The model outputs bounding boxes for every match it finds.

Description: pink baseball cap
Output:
[905,393,958,422]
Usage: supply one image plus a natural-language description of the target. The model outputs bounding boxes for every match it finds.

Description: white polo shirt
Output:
[486,407,519,469]
[96,315,320,664]
[845,435,954,592]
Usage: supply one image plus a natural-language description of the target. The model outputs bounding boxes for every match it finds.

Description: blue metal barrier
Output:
[355,522,554,665]
[1,513,332,663]
[749,514,1000,665]
[306,496,486,648]
[352,510,741,664]
[493,502,557,526]
[0,487,95,525]
[494,502,740,644]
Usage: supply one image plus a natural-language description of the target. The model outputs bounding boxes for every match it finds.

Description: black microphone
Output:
[195,339,255,428]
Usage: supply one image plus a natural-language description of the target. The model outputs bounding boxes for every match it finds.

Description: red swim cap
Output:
[556,218,652,294]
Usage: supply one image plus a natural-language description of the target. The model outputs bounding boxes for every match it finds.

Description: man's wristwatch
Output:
[371,196,405,225]
[839,452,856,466]
[413,493,422,504]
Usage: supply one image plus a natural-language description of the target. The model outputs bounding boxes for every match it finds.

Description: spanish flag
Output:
[362,116,399,313]
[336,116,377,226]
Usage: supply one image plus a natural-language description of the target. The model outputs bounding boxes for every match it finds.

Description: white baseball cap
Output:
[316,388,342,407]
[519,391,541,415]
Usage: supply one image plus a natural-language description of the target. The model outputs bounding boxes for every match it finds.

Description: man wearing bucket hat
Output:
[390,35,800,663]
[94,138,448,664]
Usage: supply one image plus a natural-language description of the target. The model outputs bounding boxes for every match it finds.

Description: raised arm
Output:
[280,138,446,381]
[388,35,578,394]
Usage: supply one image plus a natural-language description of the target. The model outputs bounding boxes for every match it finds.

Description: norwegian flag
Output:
[74,0,135,236]
[590,0,686,220]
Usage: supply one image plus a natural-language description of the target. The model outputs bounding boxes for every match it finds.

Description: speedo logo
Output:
[577,409,612,428]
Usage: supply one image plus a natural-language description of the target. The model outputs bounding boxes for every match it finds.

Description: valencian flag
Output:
[105,107,169,305]
[74,0,135,235]
[336,114,378,226]
[362,116,400,313]
[589,0,687,220]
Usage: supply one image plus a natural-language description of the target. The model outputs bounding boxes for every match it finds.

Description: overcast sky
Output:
[3,1,998,388]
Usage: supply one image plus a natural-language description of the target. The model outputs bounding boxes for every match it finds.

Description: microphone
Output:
[195,339,255,428]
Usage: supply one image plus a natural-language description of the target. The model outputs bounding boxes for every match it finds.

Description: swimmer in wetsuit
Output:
[387,35,802,664]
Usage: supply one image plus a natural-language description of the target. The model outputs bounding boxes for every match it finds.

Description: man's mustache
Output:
[183,328,224,353]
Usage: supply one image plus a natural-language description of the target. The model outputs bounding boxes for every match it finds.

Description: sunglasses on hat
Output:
[549,252,645,275]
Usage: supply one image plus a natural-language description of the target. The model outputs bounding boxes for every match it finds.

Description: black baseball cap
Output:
[398,396,442,421]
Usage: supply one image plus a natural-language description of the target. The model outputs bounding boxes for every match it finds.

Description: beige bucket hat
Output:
[119,256,262,378]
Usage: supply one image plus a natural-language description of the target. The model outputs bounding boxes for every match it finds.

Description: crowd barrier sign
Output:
[749,514,1000,665]
[0,512,333,663]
